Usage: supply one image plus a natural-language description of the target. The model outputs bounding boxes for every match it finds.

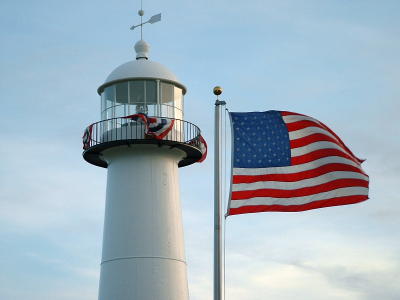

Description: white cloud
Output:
[222,228,400,300]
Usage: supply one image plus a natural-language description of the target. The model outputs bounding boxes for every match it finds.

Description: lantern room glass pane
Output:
[105,107,113,119]
[160,82,174,104]
[101,93,106,119]
[115,104,125,117]
[146,81,157,104]
[129,81,145,103]
[101,86,115,120]
[174,86,183,119]
[147,104,156,116]
[174,87,182,109]
[115,82,128,104]
[104,86,115,109]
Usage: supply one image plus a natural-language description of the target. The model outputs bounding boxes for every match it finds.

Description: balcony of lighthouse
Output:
[82,78,204,169]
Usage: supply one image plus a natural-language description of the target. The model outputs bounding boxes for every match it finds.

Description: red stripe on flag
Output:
[233,163,366,184]
[228,195,368,215]
[286,120,321,132]
[231,178,369,200]
[290,133,343,149]
[281,111,306,117]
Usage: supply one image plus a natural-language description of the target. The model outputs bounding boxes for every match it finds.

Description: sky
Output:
[0,0,399,299]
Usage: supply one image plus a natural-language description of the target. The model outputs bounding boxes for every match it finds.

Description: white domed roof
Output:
[97,40,186,94]
[98,59,186,94]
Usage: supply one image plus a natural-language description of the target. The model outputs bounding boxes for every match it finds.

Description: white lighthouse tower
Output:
[82,11,204,300]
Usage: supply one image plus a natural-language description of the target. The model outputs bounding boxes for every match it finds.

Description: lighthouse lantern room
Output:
[98,40,186,121]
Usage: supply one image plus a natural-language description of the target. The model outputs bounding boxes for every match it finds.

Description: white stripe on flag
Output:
[288,126,337,141]
[232,171,368,191]
[282,114,324,124]
[232,156,363,176]
[291,141,349,157]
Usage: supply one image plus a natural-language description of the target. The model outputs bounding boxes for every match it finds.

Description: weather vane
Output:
[130,3,161,40]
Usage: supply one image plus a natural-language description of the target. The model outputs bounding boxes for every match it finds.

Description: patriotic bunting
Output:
[197,135,208,162]
[82,124,93,150]
[124,113,175,140]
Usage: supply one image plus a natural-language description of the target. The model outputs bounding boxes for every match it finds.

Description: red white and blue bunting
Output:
[82,124,93,150]
[124,114,175,140]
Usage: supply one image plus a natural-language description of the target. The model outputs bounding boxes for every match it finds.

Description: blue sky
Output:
[1,0,399,299]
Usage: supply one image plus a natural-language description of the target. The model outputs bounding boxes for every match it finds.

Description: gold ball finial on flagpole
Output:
[213,86,223,96]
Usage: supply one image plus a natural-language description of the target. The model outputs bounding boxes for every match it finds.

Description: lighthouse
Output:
[82,11,205,300]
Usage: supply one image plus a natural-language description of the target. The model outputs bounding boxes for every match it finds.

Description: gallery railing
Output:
[83,116,203,151]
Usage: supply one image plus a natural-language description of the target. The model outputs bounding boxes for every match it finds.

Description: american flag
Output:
[227,111,369,216]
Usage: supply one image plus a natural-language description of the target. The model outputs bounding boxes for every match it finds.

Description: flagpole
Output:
[213,86,226,300]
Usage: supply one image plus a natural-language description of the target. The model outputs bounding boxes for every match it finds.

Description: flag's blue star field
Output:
[230,111,291,168]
